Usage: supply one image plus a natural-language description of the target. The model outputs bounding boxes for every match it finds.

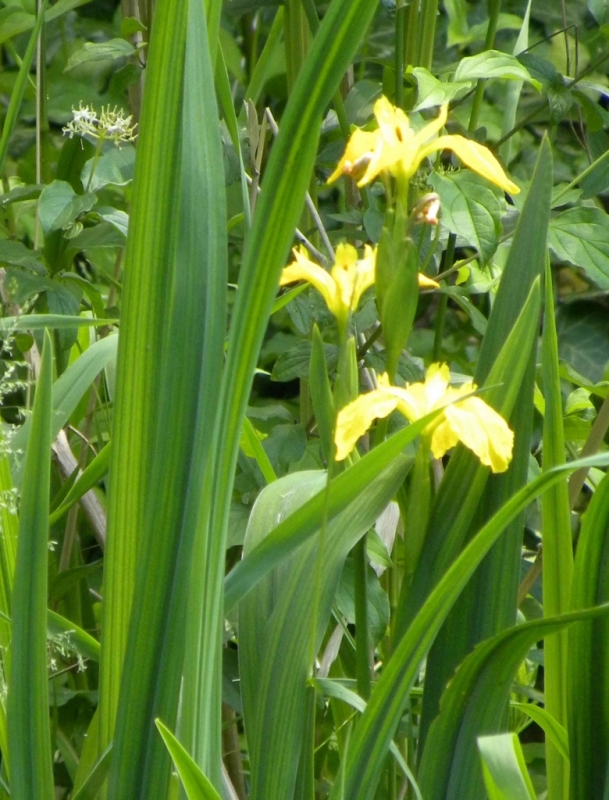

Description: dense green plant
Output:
[0,0,609,798]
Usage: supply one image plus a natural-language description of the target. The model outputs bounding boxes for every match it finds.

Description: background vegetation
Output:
[0,0,609,797]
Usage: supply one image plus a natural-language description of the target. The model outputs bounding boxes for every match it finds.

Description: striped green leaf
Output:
[240,462,408,798]
[107,0,227,795]
[568,471,609,797]
[184,0,381,781]
[540,256,572,800]
[156,720,222,800]
[6,331,54,799]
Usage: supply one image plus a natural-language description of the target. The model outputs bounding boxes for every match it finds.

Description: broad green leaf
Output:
[549,206,609,289]
[454,50,540,88]
[240,462,407,799]
[272,340,338,381]
[190,0,381,779]
[568,471,609,798]
[37,180,96,234]
[6,332,54,800]
[155,720,222,800]
[429,171,502,265]
[106,0,227,796]
[81,145,136,192]
[557,302,609,384]
[64,38,135,71]
[0,0,94,44]
[478,733,536,800]
[330,454,609,800]
[412,67,471,111]
[541,257,572,800]
[224,410,435,613]
[245,6,285,104]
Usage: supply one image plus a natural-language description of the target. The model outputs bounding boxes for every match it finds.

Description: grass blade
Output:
[156,719,222,800]
[6,331,54,800]
[541,257,572,799]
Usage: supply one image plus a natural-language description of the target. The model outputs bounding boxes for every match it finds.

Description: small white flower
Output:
[62,103,137,147]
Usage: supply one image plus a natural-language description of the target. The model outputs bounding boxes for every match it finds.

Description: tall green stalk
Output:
[541,258,573,800]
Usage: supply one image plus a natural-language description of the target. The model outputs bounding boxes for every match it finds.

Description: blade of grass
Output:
[185,0,381,780]
[540,257,572,800]
[478,733,536,800]
[567,470,609,797]
[0,0,48,174]
[156,720,222,800]
[96,0,188,766]
[107,0,227,795]
[6,331,54,800]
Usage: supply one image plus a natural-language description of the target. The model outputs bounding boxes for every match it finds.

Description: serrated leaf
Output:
[429,171,502,264]
[64,38,135,72]
[454,50,540,89]
[549,207,609,289]
[38,180,96,234]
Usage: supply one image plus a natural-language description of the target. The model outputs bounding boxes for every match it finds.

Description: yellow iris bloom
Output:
[328,97,519,195]
[335,364,514,472]
[280,244,439,322]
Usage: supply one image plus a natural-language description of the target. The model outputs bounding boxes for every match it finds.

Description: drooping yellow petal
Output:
[373,96,415,148]
[430,418,460,459]
[327,129,380,184]
[279,248,338,314]
[335,389,399,461]
[418,273,440,289]
[444,396,514,472]
[421,134,520,194]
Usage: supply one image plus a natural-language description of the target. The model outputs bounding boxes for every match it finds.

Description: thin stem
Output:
[395,3,407,108]
[404,0,420,71]
[553,147,609,204]
[354,535,371,699]
[85,135,106,193]
[417,0,439,71]
[432,232,456,362]
[468,0,502,131]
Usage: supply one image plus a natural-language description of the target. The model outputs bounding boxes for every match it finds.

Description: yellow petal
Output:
[373,96,415,148]
[335,390,399,461]
[422,134,520,194]
[415,103,448,145]
[279,249,338,313]
[327,129,380,184]
[424,363,451,409]
[444,396,514,472]
[430,419,459,459]
[418,273,440,289]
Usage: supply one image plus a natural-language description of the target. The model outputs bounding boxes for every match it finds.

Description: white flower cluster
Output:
[63,102,137,147]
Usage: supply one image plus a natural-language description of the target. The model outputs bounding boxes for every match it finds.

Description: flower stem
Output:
[418,0,439,70]
[86,134,106,193]
[468,0,502,131]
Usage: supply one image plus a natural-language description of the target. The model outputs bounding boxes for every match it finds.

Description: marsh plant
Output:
[0,1,608,799]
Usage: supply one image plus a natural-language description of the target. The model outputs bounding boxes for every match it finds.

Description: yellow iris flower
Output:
[328,97,519,195]
[280,244,439,322]
[335,364,514,472]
